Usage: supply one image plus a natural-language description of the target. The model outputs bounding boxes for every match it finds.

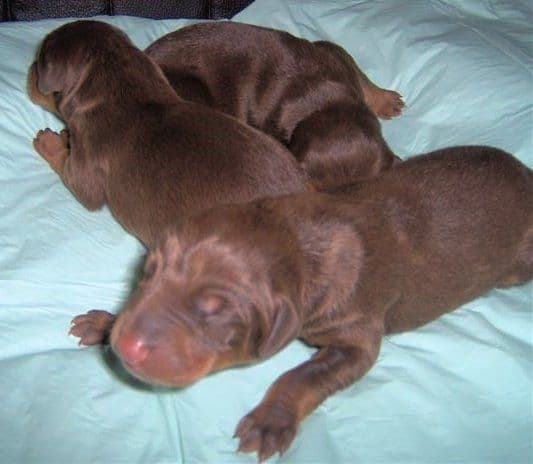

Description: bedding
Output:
[0,0,531,462]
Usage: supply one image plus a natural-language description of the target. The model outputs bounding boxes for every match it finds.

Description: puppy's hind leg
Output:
[289,103,396,190]
[314,41,404,119]
[355,67,405,120]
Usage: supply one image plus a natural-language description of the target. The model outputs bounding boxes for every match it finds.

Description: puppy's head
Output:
[109,221,301,388]
[27,20,131,115]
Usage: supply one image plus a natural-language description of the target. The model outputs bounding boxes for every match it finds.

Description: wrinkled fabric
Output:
[0,1,531,462]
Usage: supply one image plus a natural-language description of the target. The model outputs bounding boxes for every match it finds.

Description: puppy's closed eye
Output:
[194,293,226,317]
[191,293,249,348]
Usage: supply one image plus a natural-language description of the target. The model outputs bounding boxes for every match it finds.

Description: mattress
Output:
[0,0,531,462]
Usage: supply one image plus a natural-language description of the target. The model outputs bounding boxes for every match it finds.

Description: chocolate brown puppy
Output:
[28,20,310,246]
[146,21,403,190]
[71,146,532,460]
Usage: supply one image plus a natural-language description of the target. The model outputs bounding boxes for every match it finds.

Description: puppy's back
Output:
[347,146,533,332]
[145,22,361,138]
[104,100,310,245]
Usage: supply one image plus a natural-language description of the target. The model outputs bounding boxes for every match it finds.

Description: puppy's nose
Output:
[114,333,149,366]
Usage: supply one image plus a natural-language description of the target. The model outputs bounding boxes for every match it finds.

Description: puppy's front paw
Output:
[235,401,298,462]
[33,128,69,173]
[69,309,116,346]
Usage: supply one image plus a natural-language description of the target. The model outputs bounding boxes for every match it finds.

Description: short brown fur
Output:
[146,22,403,190]
[28,20,310,246]
[71,146,533,461]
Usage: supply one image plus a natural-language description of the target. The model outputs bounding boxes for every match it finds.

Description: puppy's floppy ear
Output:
[28,62,61,116]
[36,44,66,95]
[258,294,300,359]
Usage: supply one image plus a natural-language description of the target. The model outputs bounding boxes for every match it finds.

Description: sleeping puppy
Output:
[145,21,403,190]
[27,20,310,246]
[70,145,533,460]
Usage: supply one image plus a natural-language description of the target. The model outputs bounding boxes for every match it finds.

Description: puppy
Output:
[28,20,310,246]
[71,145,533,460]
[146,21,404,190]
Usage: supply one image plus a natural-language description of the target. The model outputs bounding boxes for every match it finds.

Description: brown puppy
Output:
[28,20,310,246]
[146,21,403,190]
[71,145,533,460]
